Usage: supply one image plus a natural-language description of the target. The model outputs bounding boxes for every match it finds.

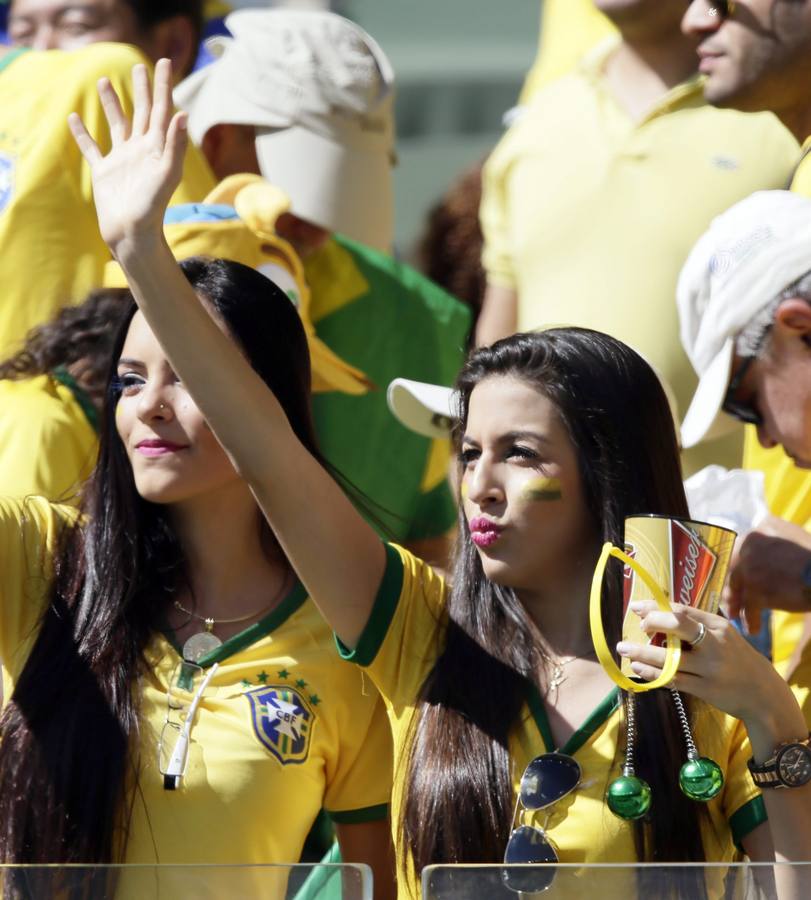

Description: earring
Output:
[671,688,724,801]
[607,691,652,819]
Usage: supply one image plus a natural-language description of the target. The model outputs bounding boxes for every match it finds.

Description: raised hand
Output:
[68,58,187,255]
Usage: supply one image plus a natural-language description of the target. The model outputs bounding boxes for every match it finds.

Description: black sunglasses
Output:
[722,354,761,426]
[721,324,770,427]
[502,753,581,893]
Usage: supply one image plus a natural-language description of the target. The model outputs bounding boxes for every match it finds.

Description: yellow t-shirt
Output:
[0,496,392,894]
[740,143,811,724]
[480,40,799,477]
[0,373,97,504]
[340,544,765,900]
[520,0,616,102]
[0,44,215,359]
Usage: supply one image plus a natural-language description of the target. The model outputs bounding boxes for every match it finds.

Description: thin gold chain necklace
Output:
[175,568,292,663]
[542,650,597,699]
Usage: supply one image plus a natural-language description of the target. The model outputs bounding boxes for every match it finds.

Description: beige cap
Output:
[174,8,396,251]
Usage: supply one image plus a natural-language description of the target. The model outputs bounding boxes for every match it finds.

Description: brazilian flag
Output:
[306,234,471,543]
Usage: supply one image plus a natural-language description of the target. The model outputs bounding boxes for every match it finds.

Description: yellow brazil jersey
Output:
[0,44,214,359]
[0,373,97,504]
[0,497,392,896]
[480,39,799,477]
[740,144,811,726]
[338,545,766,900]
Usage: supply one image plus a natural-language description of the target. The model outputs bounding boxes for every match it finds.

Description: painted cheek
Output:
[519,476,563,502]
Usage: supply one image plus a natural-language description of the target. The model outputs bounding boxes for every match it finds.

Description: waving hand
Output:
[68,59,186,253]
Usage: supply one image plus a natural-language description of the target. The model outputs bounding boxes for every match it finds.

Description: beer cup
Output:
[590,516,737,692]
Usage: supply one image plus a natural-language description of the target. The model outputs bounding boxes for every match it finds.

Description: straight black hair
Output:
[0,258,321,894]
[402,329,710,894]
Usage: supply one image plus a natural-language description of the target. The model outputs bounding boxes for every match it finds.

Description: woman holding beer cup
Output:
[70,61,811,898]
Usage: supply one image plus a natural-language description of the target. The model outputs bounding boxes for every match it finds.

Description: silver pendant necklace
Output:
[175,569,291,663]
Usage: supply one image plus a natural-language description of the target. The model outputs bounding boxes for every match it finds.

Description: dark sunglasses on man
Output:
[502,753,581,893]
[721,325,771,428]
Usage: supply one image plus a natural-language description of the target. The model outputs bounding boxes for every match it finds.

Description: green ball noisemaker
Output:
[606,689,724,821]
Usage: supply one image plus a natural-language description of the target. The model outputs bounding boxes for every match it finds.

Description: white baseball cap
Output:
[387,378,458,439]
[678,190,811,449]
[174,8,396,251]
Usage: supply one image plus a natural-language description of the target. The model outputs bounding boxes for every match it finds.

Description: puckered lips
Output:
[468,516,503,548]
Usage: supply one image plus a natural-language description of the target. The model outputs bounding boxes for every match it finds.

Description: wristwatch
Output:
[748,735,811,788]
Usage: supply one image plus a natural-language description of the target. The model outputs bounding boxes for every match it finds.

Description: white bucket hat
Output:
[678,190,811,449]
[174,8,396,251]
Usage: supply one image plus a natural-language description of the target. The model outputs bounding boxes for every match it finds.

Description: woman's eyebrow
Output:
[500,430,550,445]
[117,357,145,369]
[461,430,550,447]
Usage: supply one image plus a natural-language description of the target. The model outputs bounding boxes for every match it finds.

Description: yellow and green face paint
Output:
[520,476,562,502]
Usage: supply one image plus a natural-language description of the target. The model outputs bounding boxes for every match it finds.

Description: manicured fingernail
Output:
[630,662,645,674]
[629,601,645,614]
[616,642,631,656]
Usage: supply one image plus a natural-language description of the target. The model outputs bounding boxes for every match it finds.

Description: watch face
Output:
[777,744,811,787]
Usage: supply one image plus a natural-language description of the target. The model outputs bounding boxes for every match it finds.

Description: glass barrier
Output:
[0,862,372,900]
[422,862,811,900]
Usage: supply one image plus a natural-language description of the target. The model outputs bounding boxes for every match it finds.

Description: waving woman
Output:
[0,61,395,900]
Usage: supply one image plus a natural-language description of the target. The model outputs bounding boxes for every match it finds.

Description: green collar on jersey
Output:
[527,683,620,757]
[165,578,309,667]
[52,366,99,432]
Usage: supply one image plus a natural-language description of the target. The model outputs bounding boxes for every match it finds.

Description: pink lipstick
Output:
[469,516,502,548]
[136,439,186,457]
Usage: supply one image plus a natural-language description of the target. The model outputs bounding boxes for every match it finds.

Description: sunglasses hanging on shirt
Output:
[502,752,581,893]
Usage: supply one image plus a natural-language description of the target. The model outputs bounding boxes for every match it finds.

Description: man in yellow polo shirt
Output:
[677,190,811,725]
[477,0,798,476]
[682,0,811,688]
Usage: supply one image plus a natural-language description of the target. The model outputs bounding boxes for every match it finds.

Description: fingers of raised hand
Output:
[148,58,175,141]
[130,63,152,136]
[98,77,130,145]
[67,113,102,164]
[163,111,189,186]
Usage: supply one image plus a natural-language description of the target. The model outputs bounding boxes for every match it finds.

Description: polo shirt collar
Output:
[580,36,704,123]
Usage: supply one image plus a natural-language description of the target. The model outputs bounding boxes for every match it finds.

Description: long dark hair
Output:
[402,329,711,879]
[0,258,321,880]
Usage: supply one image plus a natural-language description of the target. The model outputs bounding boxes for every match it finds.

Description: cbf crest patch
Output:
[0,154,14,214]
[245,685,314,765]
